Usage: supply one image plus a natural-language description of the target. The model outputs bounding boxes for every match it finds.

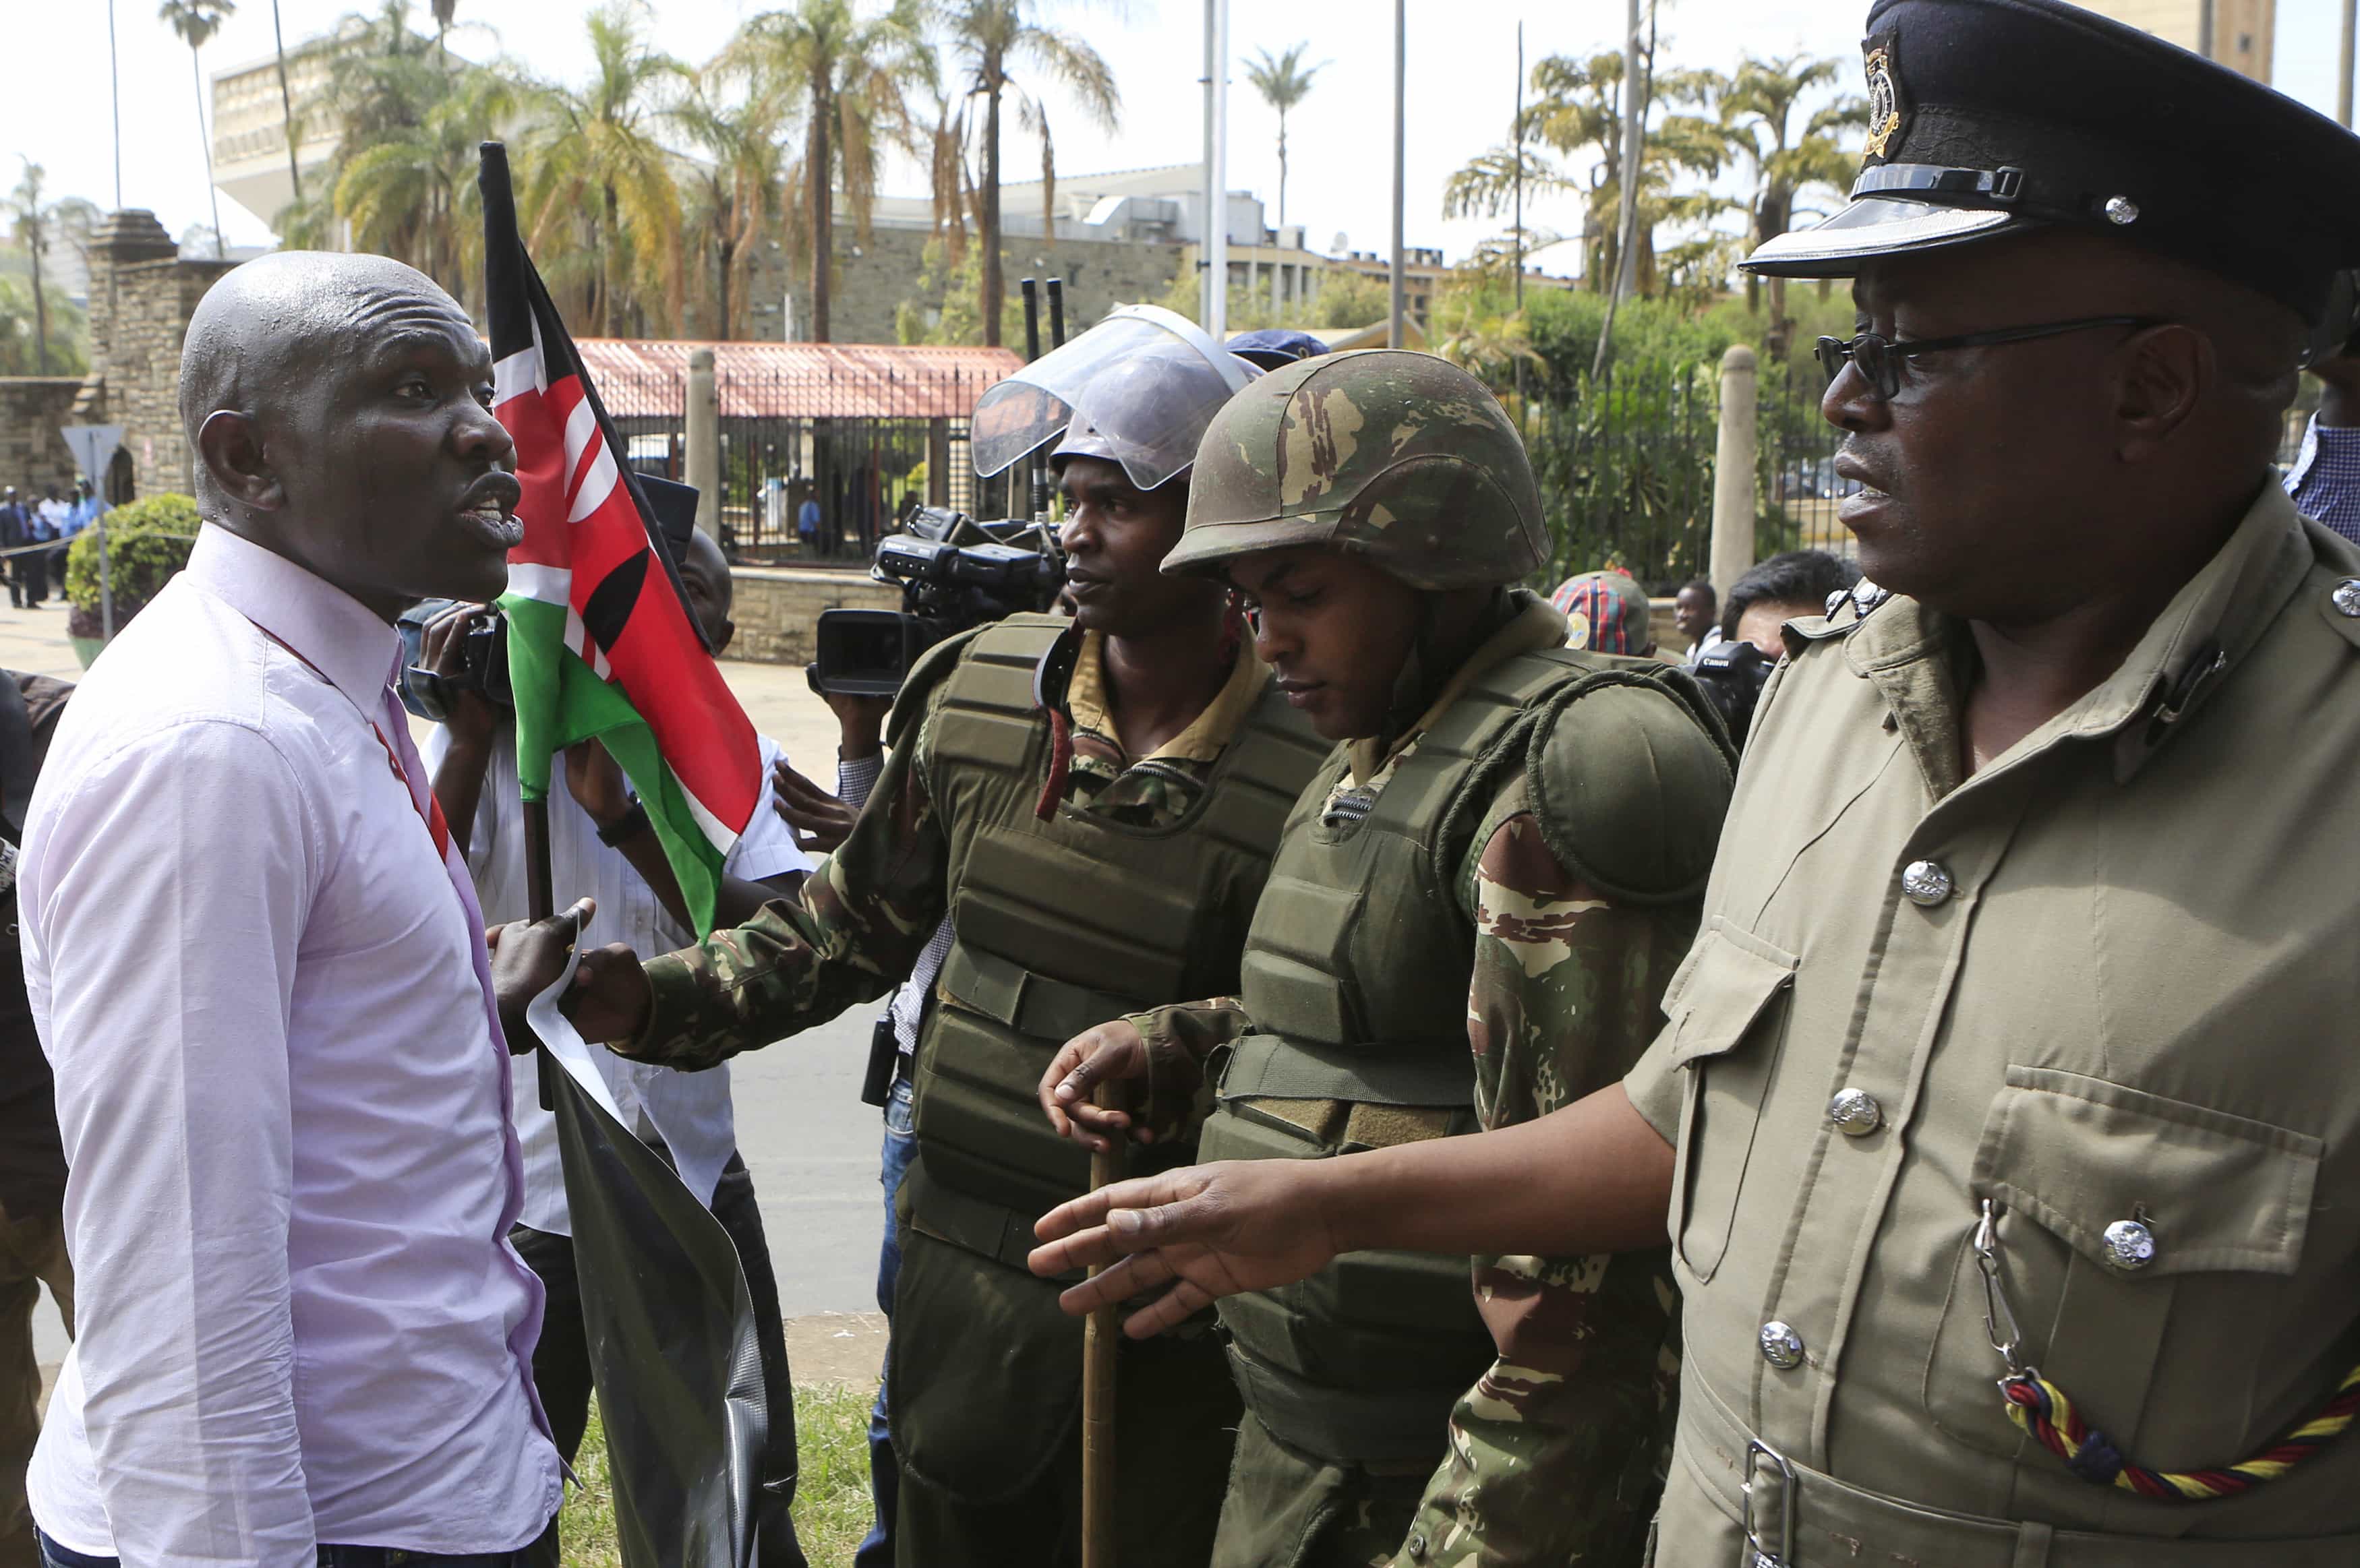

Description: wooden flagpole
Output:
[1081,1088,1125,1568]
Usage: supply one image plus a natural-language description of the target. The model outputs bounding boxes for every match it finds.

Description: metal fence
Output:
[1524,353,1842,595]
[588,359,1010,569]
[1524,358,1720,591]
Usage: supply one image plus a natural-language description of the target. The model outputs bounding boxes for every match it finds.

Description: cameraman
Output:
[421,528,815,1568]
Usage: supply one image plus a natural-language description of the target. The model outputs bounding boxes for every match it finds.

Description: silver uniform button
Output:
[2334,579,2360,619]
[1900,859,1954,907]
[1759,1321,1805,1369]
[2102,1219,2157,1271]
[1828,1087,1883,1137]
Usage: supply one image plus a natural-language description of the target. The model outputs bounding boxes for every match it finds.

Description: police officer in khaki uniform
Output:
[1030,3,2360,1562]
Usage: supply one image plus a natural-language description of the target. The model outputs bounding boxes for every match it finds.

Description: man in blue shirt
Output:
[2287,338,2360,540]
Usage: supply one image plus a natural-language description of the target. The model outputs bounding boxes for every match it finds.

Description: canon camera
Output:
[808,500,1065,699]
[396,599,514,723]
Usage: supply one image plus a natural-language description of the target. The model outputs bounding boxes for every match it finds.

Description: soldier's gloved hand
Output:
[1027,1163,1348,1337]
[486,897,596,1050]
[1038,1018,1202,1153]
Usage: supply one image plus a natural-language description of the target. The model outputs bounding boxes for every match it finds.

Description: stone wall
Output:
[728,564,902,667]
[68,211,241,502]
[0,380,89,497]
[781,225,1191,346]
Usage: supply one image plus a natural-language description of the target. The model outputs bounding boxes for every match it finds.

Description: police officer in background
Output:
[1041,353,1732,1567]
[510,318,1331,1568]
[1030,3,2360,1562]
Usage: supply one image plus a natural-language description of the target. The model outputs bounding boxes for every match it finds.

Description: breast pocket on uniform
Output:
[1922,1065,2322,1461]
[1661,919,1798,1285]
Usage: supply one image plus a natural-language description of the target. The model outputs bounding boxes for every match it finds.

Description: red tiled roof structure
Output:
[575,339,1022,421]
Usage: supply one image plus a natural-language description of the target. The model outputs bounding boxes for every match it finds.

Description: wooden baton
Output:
[1081,1085,1125,1568]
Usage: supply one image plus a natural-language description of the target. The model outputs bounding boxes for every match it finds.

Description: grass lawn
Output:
[559,1382,880,1567]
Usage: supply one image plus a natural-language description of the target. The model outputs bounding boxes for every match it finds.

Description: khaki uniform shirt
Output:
[1624,485,2360,1561]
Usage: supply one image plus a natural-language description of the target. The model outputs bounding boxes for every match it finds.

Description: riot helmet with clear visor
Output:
[1049,336,1260,492]
[968,304,1253,482]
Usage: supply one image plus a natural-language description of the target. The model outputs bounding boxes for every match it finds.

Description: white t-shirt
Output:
[424,724,810,1234]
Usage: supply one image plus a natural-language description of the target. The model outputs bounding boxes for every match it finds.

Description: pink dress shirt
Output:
[22,526,560,1565]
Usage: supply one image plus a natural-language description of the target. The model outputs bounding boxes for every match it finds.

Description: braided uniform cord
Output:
[2001,1364,2360,1501]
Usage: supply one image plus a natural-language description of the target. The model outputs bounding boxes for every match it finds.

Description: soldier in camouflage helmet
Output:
[1036,351,1734,1567]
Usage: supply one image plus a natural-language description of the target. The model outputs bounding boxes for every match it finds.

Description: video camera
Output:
[396,600,513,723]
[808,499,1066,698]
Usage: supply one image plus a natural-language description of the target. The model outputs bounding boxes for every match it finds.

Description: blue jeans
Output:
[853,1071,916,1568]
[39,1525,555,1567]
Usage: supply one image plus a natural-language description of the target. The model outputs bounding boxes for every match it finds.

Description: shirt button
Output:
[2102,1219,2157,1271]
[1759,1320,1805,1369]
[1900,859,1953,907]
[2334,579,2360,619]
[1827,1087,1883,1137]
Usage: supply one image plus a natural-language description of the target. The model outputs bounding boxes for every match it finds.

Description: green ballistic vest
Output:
[1198,645,1729,1466]
[904,614,1332,1271]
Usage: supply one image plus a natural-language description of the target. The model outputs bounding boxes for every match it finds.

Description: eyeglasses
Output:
[1815,315,2164,400]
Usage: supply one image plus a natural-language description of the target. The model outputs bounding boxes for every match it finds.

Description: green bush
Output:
[65,493,200,640]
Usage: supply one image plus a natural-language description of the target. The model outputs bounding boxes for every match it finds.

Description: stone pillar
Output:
[1709,344,1759,597]
[87,211,178,374]
[686,347,719,540]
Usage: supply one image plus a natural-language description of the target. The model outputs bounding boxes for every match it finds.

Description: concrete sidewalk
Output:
[9,594,896,1394]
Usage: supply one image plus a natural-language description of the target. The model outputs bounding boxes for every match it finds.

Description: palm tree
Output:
[8,161,54,374]
[521,2,690,336]
[160,0,236,260]
[721,0,929,342]
[1716,54,1865,328]
[268,0,302,209]
[1445,51,1725,300]
[672,76,790,338]
[1243,42,1321,233]
[332,63,519,307]
[933,0,1119,347]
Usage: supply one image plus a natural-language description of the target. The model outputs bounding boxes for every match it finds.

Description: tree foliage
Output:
[928,0,1120,346]
[718,0,931,341]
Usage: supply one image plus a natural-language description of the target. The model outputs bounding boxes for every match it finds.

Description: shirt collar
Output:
[1063,627,1267,766]
[185,524,405,717]
[1347,595,1568,785]
[1843,481,2313,793]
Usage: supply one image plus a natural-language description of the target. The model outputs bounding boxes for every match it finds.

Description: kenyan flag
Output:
[478,141,760,936]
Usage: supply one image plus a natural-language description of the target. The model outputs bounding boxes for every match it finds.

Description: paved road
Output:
[5,597,889,1368]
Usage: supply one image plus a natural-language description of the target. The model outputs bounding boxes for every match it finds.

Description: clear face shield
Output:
[968,305,1255,487]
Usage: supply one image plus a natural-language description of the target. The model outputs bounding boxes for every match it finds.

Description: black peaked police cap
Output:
[1742,0,2360,326]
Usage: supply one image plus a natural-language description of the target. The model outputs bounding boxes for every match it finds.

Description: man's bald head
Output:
[183,249,517,621]
[182,251,466,456]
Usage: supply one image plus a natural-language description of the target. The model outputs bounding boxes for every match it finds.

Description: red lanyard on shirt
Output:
[244,618,454,862]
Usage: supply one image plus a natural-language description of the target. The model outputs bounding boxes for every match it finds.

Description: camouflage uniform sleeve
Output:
[623,702,955,1071]
[1396,777,1692,1568]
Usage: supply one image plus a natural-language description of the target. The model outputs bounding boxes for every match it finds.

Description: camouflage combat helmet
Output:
[1162,349,1547,591]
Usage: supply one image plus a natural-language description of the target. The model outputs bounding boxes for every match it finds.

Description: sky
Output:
[12,0,2354,277]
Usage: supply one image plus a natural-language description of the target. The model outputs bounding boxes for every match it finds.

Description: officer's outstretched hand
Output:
[485,897,654,1050]
[1028,1163,1345,1337]
[1039,1019,1203,1152]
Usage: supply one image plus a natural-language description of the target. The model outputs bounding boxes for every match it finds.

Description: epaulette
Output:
[1788,576,1891,647]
